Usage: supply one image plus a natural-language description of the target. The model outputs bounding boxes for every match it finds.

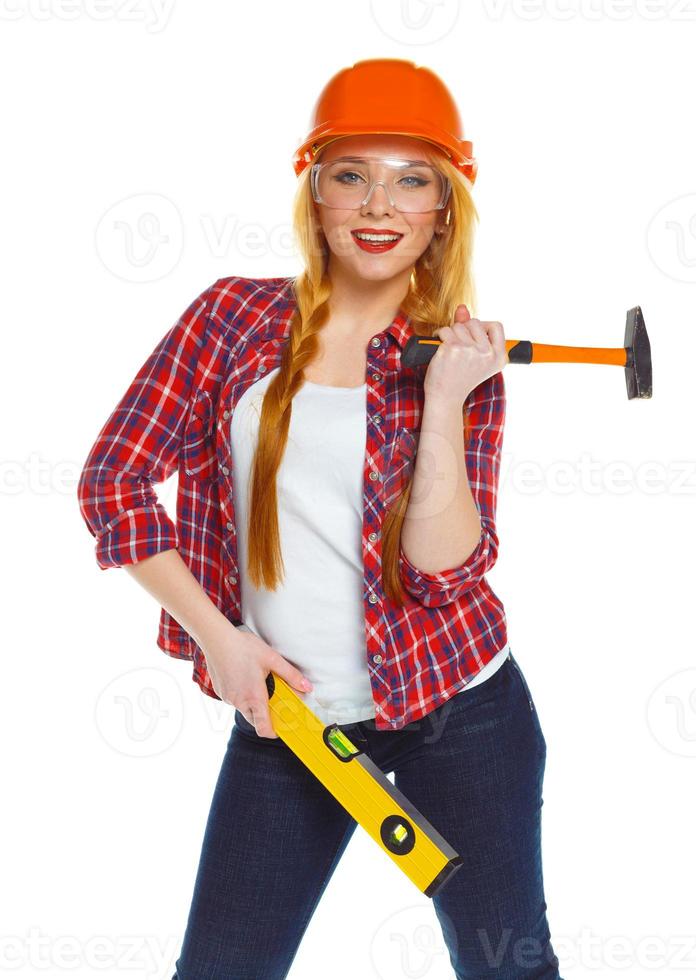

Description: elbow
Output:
[76,464,103,540]
[399,518,499,608]
[76,465,177,570]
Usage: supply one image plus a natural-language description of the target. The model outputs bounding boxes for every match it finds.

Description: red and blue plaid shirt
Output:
[77,275,508,730]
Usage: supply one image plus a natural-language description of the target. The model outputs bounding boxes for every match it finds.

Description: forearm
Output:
[123,547,237,650]
[400,395,482,575]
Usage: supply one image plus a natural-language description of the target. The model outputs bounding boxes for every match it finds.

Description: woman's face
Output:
[311,134,448,286]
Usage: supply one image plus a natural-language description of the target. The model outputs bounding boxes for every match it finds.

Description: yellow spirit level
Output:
[262,671,463,897]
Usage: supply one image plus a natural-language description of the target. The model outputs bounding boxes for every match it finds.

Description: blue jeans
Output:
[172,650,563,979]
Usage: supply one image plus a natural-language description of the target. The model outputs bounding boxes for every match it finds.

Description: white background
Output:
[2,1,695,978]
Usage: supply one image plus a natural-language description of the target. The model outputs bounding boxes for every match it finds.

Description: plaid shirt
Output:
[77,275,508,731]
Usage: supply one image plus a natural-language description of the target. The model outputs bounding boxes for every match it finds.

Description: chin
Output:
[334,257,411,284]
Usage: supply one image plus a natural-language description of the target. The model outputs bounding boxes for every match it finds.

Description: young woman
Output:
[78,58,563,980]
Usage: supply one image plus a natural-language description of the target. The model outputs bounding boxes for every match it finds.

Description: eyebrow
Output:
[329,155,433,167]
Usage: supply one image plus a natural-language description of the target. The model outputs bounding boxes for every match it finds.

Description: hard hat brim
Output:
[293,124,476,184]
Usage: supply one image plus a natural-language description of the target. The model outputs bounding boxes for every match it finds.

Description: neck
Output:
[323,260,412,339]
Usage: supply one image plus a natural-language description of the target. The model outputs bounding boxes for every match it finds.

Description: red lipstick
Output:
[351,227,404,253]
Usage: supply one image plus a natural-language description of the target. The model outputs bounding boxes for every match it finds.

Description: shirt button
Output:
[228,574,237,585]
[370,337,381,348]
[223,410,230,420]
[372,372,381,381]
[373,414,382,425]
[369,470,381,482]
[259,363,266,373]
[226,521,234,531]
[368,531,378,542]
[368,591,378,604]
[221,466,230,476]
[372,654,383,665]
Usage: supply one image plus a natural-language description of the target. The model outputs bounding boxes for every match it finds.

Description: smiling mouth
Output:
[351,230,404,252]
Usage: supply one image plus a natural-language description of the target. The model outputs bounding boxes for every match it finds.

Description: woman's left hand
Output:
[423,304,508,407]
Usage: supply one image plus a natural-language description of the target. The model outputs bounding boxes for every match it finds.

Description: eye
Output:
[397,174,430,188]
[333,169,366,185]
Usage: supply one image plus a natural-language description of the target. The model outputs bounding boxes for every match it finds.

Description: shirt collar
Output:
[262,279,418,354]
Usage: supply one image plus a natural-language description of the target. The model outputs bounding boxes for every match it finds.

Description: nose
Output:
[360,180,396,215]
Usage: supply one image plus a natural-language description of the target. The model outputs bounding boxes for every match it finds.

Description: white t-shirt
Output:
[230,366,509,725]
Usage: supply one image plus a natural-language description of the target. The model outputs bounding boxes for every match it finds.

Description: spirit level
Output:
[262,671,463,897]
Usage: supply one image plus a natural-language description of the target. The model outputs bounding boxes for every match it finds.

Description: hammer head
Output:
[624,306,652,399]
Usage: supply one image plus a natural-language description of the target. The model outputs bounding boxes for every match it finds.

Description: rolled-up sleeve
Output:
[77,280,217,569]
[398,370,506,607]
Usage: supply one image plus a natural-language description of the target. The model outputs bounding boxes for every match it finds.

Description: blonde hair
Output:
[247,144,479,605]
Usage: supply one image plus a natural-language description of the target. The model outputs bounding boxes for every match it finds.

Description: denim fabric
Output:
[172,650,563,979]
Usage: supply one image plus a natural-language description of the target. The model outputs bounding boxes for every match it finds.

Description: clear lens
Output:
[313,157,449,213]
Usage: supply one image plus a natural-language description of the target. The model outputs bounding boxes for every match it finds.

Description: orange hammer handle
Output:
[507,341,628,366]
[411,337,628,366]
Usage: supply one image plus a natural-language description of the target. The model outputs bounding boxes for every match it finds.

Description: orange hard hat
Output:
[292,58,477,185]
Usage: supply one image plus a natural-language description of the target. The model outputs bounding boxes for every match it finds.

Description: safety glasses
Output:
[310,155,452,214]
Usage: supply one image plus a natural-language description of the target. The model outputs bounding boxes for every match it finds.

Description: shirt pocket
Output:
[383,426,418,509]
[182,388,218,483]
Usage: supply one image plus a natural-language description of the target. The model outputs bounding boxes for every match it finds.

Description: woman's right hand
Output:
[200,621,313,739]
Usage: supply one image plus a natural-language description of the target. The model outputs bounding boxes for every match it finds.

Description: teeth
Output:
[354,232,401,242]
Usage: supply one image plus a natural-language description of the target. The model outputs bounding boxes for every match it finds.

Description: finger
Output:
[258,709,279,739]
[453,319,490,348]
[453,303,471,324]
[443,316,481,340]
[248,701,279,739]
[485,321,507,356]
[485,320,505,342]
[435,314,472,341]
[270,652,314,693]
[433,324,455,342]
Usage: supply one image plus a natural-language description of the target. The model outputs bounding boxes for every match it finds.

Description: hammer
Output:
[401,305,652,400]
